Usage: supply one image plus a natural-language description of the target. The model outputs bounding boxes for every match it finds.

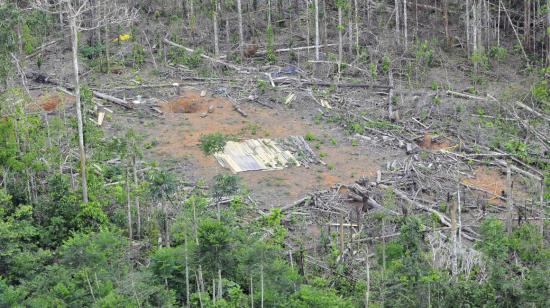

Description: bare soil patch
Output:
[31,92,75,112]
[419,133,455,150]
[160,91,221,114]
[130,89,390,207]
[462,167,505,204]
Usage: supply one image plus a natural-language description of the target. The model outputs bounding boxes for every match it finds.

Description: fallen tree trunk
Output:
[91,91,133,109]
[514,101,550,122]
[255,43,338,55]
[446,90,487,101]
[25,40,59,60]
[273,78,392,90]
[26,71,133,109]
[163,38,254,73]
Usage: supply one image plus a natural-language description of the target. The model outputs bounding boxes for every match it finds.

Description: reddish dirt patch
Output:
[160,91,221,114]
[430,138,454,150]
[32,93,75,112]
[462,167,505,204]
[419,133,454,151]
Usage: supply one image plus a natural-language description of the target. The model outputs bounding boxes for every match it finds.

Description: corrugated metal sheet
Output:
[214,139,300,173]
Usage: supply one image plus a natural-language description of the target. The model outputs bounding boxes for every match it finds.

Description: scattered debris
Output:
[284,93,296,105]
[320,99,332,109]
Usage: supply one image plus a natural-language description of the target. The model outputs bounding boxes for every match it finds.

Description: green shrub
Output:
[199,133,229,155]
[531,80,550,112]
[489,46,508,61]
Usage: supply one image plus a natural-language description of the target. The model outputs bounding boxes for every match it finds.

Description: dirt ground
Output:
[118,89,400,207]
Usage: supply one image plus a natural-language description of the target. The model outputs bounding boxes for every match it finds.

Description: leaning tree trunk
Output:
[69,15,88,203]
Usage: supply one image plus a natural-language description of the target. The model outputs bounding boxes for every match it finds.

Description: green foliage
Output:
[169,46,203,69]
[503,139,528,159]
[304,132,317,141]
[266,25,276,64]
[129,43,146,68]
[0,5,50,85]
[211,173,241,200]
[531,80,550,112]
[290,284,354,307]
[199,132,229,155]
[412,40,434,82]
[381,55,391,74]
[489,46,508,61]
[79,43,105,59]
[369,63,378,80]
[470,50,490,71]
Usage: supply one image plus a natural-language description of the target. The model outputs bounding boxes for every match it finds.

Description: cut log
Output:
[26,71,133,109]
[256,43,338,55]
[514,101,550,122]
[92,90,133,109]
[446,90,486,101]
[163,38,254,73]
[273,78,392,90]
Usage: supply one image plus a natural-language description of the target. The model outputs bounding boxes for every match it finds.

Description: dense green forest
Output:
[1,0,549,307]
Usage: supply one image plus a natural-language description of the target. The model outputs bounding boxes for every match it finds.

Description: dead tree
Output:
[314,0,320,61]
[237,0,244,59]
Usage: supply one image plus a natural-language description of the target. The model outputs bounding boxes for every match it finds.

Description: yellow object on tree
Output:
[113,33,131,42]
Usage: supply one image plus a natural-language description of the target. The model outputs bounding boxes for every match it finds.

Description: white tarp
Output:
[214,139,299,173]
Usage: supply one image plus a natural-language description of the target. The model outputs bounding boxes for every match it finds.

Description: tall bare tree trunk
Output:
[69,15,88,203]
[213,0,219,57]
[126,165,133,239]
[444,0,449,46]
[260,264,264,308]
[267,0,272,26]
[450,191,458,277]
[354,0,359,56]
[395,0,400,44]
[506,163,513,234]
[348,1,353,55]
[306,0,311,55]
[188,0,195,37]
[323,0,328,47]
[497,0,501,46]
[250,275,254,308]
[524,0,531,52]
[338,3,343,73]
[403,0,408,49]
[133,155,141,239]
[185,234,190,307]
[314,0,320,61]
[217,268,222,300]
[365,245,370,308]
[466,0,471,55]
[237,0,244,59]
[547,0,550,65]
